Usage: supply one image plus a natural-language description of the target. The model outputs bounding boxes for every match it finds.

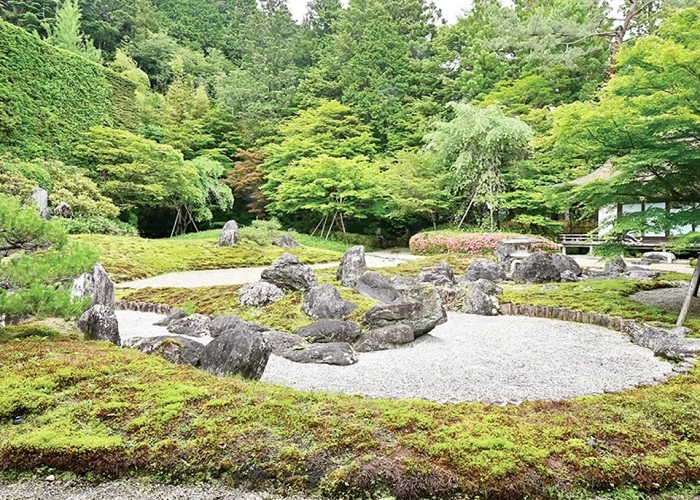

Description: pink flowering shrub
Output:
[409,231,559,256]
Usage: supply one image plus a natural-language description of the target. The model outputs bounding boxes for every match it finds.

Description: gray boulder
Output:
[153,308,187,326]
[53,201,73,219]
[417,261,454,286]
[281,342,358,366]
[464,259,506,283]
[77,305,120,345]
[262,331,307,355]
[354,324,414,352]
[354,271,403,303]
[643,251,676,263]
[462,290,499,316]
[125,335,204,366]
[294,320,362,343]
[238,281,285,307]
[560,270,579,283]
[32,187,50,220]
[624,268,661,281]
[72,263,115,308]
[167,313,211,337]
[624,323,700,360]
[301,284,356,320]
[551,253,582,276]
[604,258,627,276]
[365,283,446,338]
[218,220,239,247]
[513,252,561,284]
[336,245,367,287]
[272,235,300,248]
[210,315,268,337]
[200,329,271,379]
[261,253,318,291]
[462,278,502,296]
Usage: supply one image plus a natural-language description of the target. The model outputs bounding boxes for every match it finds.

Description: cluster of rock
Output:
[74,263,120,345]
[31,187,73,220]
[217,219,301,249]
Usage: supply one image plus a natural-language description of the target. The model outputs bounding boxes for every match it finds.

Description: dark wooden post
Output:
[677,256,700,327]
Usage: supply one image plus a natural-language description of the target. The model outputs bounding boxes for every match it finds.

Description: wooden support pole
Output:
[677,255,700,327]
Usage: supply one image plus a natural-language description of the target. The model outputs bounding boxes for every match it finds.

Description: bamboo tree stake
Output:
[677,255,700,327]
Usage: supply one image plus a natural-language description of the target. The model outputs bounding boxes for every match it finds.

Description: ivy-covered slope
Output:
[0,21,138,159]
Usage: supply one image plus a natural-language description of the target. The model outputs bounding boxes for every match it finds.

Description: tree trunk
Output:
[607,0,639,79]
[677,255,700,327]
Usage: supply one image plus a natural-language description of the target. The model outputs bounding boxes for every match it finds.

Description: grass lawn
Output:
[72,234,343,283]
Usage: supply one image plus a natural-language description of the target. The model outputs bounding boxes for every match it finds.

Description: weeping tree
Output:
[426,103,533,230]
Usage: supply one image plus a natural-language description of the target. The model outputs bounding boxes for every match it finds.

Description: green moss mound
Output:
[0,20,138,159]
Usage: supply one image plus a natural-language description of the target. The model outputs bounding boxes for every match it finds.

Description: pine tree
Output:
[44,0,101,63]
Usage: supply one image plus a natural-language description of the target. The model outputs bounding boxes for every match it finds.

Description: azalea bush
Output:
[409,230,558,256]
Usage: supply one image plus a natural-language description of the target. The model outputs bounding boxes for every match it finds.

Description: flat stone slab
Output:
[262,314,675,404]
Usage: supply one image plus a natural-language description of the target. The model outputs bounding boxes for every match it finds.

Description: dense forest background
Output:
[1,0,698,243]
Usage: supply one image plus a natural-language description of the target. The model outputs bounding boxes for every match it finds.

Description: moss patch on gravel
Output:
[72,234,341,283]
[3,338,700,499]
[501,276,700,335]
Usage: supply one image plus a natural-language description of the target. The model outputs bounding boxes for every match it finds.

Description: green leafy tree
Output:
[542,4,700,239]
[224,150,268,220]
[44,0,101,62]
[0,194,96,318]
[426,103,533,230]
[264,154,383,236]
[378,151,455,229]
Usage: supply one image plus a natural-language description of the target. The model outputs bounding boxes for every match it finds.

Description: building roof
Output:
[565,162,616,186]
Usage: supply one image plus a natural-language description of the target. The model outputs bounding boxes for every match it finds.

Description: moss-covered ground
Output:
[72,234,342,283]
[7,251,700,498]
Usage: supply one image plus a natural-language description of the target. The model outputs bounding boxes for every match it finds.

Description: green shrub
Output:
[409,230,558,256]
[239,219,283,246]
[59,216,138,236]
[330,231,380,250]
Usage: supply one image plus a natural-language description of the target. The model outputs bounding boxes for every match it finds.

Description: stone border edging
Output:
[115,301,173,315]
[500,302,697,376]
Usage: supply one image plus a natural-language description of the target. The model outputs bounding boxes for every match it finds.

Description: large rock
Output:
[53,201,73,219]
[301,284,356,320]
[77,305,120,345]
[643,251,676,263]
[272,235,300,248]
[125,335,204,366]
[551,253,582,277]
[336,246,367,287]
[72,263,115,308]
[464,259,506,283]
[604,258,627,276]
[210,315,268,337]
[261,253,318,292]
[624,268,661,281]
[462,278,502,296]
[512,252,561,284]
[262,331,307,355]
[153,308,187,326]
[354,324,414,352]
[200,329,271,379]
[417,261,454,286]
[354,271,403,303]
[167,313,211,337]
[365,284,446,338]
[560,270,579,283]
[462,290,499,316]
[281,342,358,366]
[238,281,285,307]
[624,323,700,360]
[218,220,239,247]
[32,187,50,220]
[294,320,362,343]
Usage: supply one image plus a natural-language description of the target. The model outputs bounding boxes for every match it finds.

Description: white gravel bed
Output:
[261,313,675,404]
[0,480,314,500]
[115,310,214,346]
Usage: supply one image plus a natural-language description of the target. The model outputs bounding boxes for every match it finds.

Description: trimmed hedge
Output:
[409,230,559,255]
[0,21,138,159]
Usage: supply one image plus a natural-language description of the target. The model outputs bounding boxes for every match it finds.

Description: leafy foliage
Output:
[409,230,558,255]
[43,0,101,62]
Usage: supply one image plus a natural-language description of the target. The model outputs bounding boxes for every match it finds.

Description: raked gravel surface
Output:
[262,313,675,403]
[117,311,675,404]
